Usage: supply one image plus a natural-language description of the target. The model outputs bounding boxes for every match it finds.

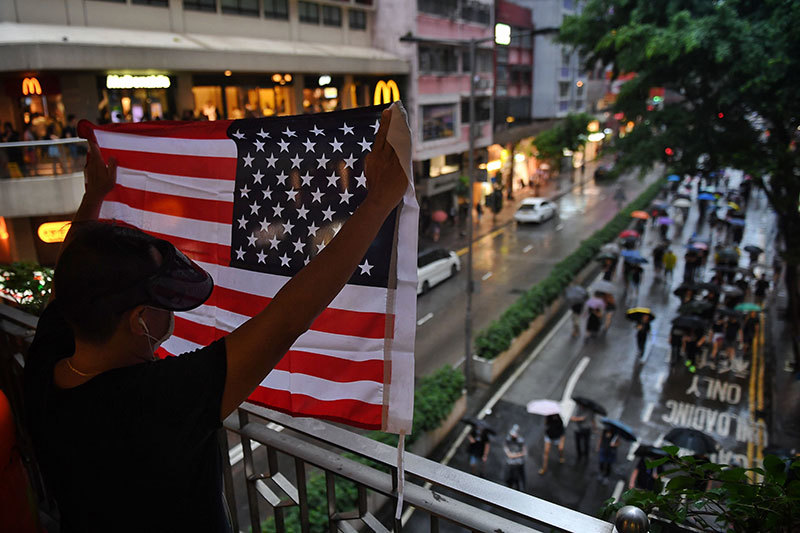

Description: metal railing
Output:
[1,302,622,533]
[0,138,88,179]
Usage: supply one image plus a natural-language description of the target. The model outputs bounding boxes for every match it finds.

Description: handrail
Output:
[0,138,87,148]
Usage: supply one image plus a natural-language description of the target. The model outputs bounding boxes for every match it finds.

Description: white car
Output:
[514,197,557,224]
[417,248,461,294]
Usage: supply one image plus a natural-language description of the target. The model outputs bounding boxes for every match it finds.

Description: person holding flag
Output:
[23,107,410,531]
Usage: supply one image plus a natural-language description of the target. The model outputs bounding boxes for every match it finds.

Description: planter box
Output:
[409,393,467,457]
[472,261,603,385]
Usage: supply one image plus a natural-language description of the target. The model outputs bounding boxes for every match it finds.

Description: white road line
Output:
[482,271,493,281]
[626,441,640,462]
[555,223,564,231]
[523,244,534,253]
[228,422,284,465]
[642,402,655,423]
[561,356,591,425]
[612,480,625,501]
[416,312,434,326]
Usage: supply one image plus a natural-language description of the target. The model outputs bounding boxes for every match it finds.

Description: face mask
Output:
[138,308,174,358]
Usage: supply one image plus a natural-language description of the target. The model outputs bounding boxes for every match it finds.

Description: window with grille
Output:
[299,1,320,23]
[184,0,216,11]
[322,5,342,26]
[349,9,367,29]
[221,0,258,16]
[132,0,168,5]
[264,0,288,19]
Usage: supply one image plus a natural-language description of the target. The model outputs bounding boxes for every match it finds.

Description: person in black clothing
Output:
[635,314,651,359]
[467,427,491,477]
[503,424,527,491]
[539,414,565,474]
[684,252,700,283]
[570,405,594,461]
[586,306,603,339]
[670,326,686,366]
[628,455,661,491]
[683,331,705,373]
[1,121,23,176]
[741,311,759,354]
[652,243,666,278]
[754,274,770,306]
[23,109,409,532]
[597,427,619,482]
[602,257,616,281]
[720,315,741,373]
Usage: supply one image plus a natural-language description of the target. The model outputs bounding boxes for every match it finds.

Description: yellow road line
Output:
[756,313,766,468]
[747,316,759,474]
[455,227,507,257]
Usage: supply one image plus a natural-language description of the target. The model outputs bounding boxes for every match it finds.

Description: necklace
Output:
[65,358,101,377]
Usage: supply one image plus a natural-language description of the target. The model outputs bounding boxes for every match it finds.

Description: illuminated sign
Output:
[323,87,338,99]
[495,23,511,46]
[22,77,42,96]
[587,132,606,142]
[373,80,400,105]
[106,74,171,90]
[37,221,71,244]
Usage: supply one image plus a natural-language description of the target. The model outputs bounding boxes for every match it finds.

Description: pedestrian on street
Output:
[614,185,626,210]
[503,424,527,491]
[475,202,483,223]
[628,455,661,491]
[597,427,619,482]
[629,266,643,302]
[586,306,603,340]
[683,251,699,283]
[570,405,594,461]
[635,314,652,359]
[682,331,705,373]
[669,326,686,366]
[754,274,770,306]
[719,315,741,373]
[602,257,616,281]
[741,311,759,355]
[652,243,666,278]
[570,301,584,338]
[663,249,677,284]
[467,426,491,477]
[539,414,565,474]
[709,315,725,364]
[601,292,616,332]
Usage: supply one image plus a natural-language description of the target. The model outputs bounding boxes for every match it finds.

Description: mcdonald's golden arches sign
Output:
[22,77,42,96]
[373,80,400,105]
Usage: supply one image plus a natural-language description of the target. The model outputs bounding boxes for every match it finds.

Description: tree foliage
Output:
[604,447,800,532]
[532,112,595,166]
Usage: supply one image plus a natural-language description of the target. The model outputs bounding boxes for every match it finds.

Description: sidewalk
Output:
[412,169,800,528]
[418,156,612,254]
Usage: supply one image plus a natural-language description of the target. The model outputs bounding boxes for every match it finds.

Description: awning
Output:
[0,23,409,75]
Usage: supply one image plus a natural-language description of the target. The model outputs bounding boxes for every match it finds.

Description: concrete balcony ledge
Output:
[0,173,83,218]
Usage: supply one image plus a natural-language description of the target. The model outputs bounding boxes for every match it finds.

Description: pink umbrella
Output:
[586,297,606,310]
[431,210,448,223]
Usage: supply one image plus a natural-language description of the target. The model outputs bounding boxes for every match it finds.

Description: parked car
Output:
[513,197,557,224]
[594,165,612,181]
[417,248,460,294]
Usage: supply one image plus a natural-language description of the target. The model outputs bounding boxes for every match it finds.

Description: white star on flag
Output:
[272,204,284,217]
[310,124,324,136]
[236,214,248,229]
[317,241,326,253]
[235,247,246,260]
[358,260,373,275]
[256,128,270,139]
[268,235,280,249]
[282,127,296,138]
[297,205,309,219]
[249,201,260,215]
[340,123,354,135]
[239,184,250,198]
[290,154,303,168]
[372,119,380,134]
[302,138,316,152]
[311,188,324,203]
[242,153,254,167]
[326,171,339,187]
[329,138,343,153]
[257,250,267,264]
[252,169,264,184]
[317,154,330,168]
[259,218,270,232]
[265,154,278,168]
[277,139,290,152]
[292,238,305,253]
[246,233,258,247]
[276,172,288,186]
[300,172,314,186]
[286,189,299,201]
[343,154,358,169]
[357,137,372,152]
[279,253,291,267]
[355,172,367,188]
[253,139,265,152]
[307,222,319,237]
[283,220,295,235]
[232,130,246,139]
[340,190,353,204]
[262,186,272,200]
[321,206,335,221]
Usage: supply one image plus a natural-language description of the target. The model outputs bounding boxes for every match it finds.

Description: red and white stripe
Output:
[87,123,411,431]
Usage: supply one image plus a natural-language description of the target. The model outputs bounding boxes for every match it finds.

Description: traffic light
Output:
[717,112,724,119]
[664,147,674,157]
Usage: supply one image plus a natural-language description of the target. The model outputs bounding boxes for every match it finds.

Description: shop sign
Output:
[37,221,71,244]
[21,77,42,96]
[373,80,400,105]
[106,74,171,90]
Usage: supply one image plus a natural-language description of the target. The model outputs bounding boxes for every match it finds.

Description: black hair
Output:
[54,221,161,344]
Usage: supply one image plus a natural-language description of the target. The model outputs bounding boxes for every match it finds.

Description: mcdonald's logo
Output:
[22,77,42,96]
[373,80,400,105]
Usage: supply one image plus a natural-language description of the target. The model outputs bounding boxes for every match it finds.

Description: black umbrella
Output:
[565,285,589,304]
[595,252,618,262]
[717,248,739,264]
[460,417,496,436]
[673,283,697,298]
[634,444,670,459]
[665,427,718,455]
[678,300,714,316]
[572,396,607,416]
[600,418,637,442]
[672,315,707,331]
[744,245,763,255]
[721,285,744,297]
[694,282,720,294]
[715,307,741,317]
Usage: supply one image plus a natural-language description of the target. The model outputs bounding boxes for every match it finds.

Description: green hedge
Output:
[474,178,665,360]
[258,365,465,532]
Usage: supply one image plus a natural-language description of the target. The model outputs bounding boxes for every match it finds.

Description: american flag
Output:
[79,103,418,433]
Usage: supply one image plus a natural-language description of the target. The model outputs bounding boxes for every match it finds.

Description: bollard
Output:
[614,505,649,533]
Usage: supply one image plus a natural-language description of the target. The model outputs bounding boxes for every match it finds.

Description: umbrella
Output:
[665,427,718,455]
[713,265,740,274]
[727,217,746,227]
[735,302,762,312]
[526,399,561,416]
[678,300,714,316]
[697,192,716,201]
[572,396,607,416]
[689,236,710,245]
[634,444,670,459]
[675,192,692,200]
[461,417,497,436]
[667,174,681,182]
[626,307,655,322]
[673,198,692,208]
[715,307,740,317]
[657,216,673,226]
[744,245,763,255]
[600,418,637,442]
[621,235,640,247]
[565,285,588,304]
[431,210,448,223]
[631,210,650,220]
[727,201,740,210]
[717,248,740,263]
[592,279,617,295]
[595,252,618,262]
[694,282,720,293]
[619,229,640,239]
[601,242,621,255]
[672,314,707,331]
[622,249,647,264]
[673,283,697,298]
[721,285,743,297]
[586,297,606,310]
[687,241,708,251]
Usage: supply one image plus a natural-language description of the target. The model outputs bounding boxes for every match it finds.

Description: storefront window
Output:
[192,86,223,120]
[101,87,170,123]
[422,104,456,141]
[429,153,461,177]
[264,0,288,19]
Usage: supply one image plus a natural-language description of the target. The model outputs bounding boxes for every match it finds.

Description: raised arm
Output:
[220,108,408,419]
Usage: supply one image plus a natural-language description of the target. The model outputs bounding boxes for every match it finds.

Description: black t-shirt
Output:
[23,301,230,532]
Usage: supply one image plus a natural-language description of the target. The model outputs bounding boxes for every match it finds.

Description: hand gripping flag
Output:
[78,102,418,433]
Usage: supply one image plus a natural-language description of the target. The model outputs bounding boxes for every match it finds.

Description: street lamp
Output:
[401,25,559,393]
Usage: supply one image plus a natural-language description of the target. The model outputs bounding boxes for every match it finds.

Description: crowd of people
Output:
[0,114,84,178]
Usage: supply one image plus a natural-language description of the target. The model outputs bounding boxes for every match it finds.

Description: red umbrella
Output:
[431,210,448,223]
[630,210,650,220]
[619,229,640,239]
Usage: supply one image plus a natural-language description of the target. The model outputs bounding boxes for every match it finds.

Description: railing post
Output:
[239,408,262,532]
[295,458,310,533]
[218,429,239,532]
